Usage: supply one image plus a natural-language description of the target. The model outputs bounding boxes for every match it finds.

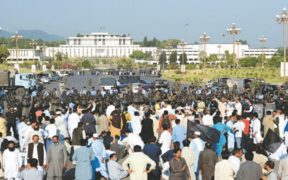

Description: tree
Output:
[257,54,266,68]
[143,36,148,47]
[55,52,63,61]
[199,51,207,67]
[143,52,152,60]
[267,54,281,68]
[130,50,145,60]
[159,51,167,67]
[224,50,233,67]
[169,51,177,65]
[116,58,134,69]
[0,45,10,63]
[178,53,188,64]
[152,38,161,47]
[238,39,248,44]
[239,57,258,67]
[207,54,218,67]
[81,60,92,68]
[160,39,181,48]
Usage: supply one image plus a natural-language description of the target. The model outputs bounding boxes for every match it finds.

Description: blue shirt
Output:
[172,124,186,148]
[212,122,231,145]
[143,143,162,164]
[88,139,105,158]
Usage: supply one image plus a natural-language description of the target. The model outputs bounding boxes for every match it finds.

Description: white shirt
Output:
[45,124,57,139]
[251,118,261,135]
[202,114,214,127]
[67,112,80,138]
[26,143,47,166]
[235,102,242,116]
[106,105,115,117]
[131,117,142,135]
[233,121,245,138]
[158,130,172,155]
[228,155,241,174]
[120,133,144,154]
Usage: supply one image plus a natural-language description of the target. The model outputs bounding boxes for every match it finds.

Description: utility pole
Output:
[11,31,22,65]
[200,32,210,68]
[227,23,241,68]
[259,35,267,69]
[276,8,288,82]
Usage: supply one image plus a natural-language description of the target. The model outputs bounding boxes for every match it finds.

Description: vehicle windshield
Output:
[100,78,116,85]
[28,74,36,79]
[118,76,140,84]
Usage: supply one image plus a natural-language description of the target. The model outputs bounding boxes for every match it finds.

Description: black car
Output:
[152,79,169,88]
[118,75,141,88]
[139,79,153,89]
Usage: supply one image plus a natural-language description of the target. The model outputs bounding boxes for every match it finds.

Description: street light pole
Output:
[29,39,37,67]
[11,31,22,65]
[276,8,288,82]
[200,32,210,68]
[179,41,186,73]
[227,23,241,68]
[259,35,267,69]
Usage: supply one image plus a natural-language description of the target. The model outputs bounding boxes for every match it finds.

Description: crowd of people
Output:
[0,75,287,180]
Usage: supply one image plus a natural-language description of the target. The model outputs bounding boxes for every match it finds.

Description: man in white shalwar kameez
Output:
[67,109,80,138]
[55,111,68,140]
[120,131,144,154]
[226,118,235,152]
[130,112,142,135]
[250,113,263,144]
[158,125,172,155]
[189,131,205,178]
[17,120,29,151]
[3,141,22,180]
[278,112,287,139]
[182,139,196,180]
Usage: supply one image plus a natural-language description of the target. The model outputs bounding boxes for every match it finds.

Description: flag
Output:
[262,129,283,153]
[187,120,220,143]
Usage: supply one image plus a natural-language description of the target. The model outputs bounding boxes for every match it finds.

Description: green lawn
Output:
[162,68,283,85]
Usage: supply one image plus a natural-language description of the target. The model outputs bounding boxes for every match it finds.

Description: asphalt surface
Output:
[43,72,188,92]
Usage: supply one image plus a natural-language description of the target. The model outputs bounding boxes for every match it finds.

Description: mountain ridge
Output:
[0,29,65,41]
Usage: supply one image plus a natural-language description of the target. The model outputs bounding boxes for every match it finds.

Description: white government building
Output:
[162,43,278,64]
[45,32,157,59]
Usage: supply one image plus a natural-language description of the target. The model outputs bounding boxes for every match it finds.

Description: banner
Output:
[42,65,47,72]
[280,62,288,77]
[14,63,19,71]
[31,65,36,73]
[187,120,220,143]
[262,129,283,153]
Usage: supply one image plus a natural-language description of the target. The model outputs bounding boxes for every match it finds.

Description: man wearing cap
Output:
[189,131,205,179]
[88,133,108,179]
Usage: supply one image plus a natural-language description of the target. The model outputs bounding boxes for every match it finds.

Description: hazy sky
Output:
[0,0,287,47]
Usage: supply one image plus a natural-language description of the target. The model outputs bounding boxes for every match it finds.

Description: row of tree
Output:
[158,50,283,68]
[0,37,65,49]
[136,36,181,48]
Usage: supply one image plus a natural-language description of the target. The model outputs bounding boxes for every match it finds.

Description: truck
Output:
[0,71,37,96]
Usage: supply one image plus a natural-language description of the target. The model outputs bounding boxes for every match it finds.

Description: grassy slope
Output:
[162,68,283,84]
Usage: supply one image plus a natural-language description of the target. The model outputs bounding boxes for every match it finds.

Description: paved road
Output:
[43,72,191,93]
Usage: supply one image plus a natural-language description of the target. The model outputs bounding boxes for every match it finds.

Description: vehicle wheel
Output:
[15,87,25,96]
